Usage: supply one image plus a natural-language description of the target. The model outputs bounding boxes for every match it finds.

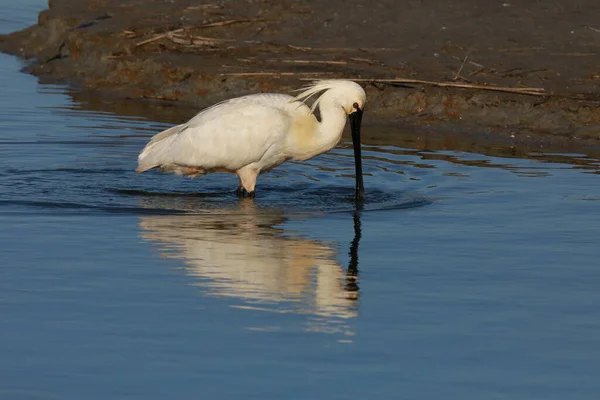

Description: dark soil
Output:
[1,0,600,146]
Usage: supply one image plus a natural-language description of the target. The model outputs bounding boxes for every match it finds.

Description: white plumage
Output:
[137,79,367,198]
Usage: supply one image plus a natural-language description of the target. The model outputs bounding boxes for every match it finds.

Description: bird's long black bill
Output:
[349,109,365,203]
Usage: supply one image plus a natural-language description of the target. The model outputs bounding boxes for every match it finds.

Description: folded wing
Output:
[137,94,293,173]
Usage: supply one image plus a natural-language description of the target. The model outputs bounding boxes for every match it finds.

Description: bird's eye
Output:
[353,102,359,110]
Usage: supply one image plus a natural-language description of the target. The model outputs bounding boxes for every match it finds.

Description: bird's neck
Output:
[315,94,347,151]
[286,93,346,161]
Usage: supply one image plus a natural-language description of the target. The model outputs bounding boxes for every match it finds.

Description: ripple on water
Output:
[0,165,430,216]
[112,185,432,215]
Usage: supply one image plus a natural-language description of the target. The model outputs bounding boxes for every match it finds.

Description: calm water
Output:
[2,3,600,399]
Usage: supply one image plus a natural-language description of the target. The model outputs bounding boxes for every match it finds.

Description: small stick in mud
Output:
[135,18,264,47]
[166,32,230,47]
[453,54,469,81]
[587,26,600,33]
[120,30,137,39]
[288,44,312,52]
[348,57,381,65]
[273,59,348,65]
[346,78,547,96]
[219,72,335,77]
[135,28,184,47]
[184,4,222,11]
[197,18,264,28]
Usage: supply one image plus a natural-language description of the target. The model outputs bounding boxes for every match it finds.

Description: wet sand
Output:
[1,0,599,146]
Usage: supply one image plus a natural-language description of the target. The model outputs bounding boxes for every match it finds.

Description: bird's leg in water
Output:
[235,185,255,198]
[236,167,258,198]
[235,185,245,197]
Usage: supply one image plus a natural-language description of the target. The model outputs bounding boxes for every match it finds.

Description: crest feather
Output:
[291,80,350,114]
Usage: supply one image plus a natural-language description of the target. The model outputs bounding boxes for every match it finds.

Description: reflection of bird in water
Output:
[137,198,362,333]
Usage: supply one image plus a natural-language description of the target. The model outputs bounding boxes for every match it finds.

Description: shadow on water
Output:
[137,198,365,335]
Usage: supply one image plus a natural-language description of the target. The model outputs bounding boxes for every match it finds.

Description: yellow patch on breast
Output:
[287,112,319,160]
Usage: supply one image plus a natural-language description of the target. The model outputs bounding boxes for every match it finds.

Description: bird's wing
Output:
[138,96,293,172]
[184,93,293,127]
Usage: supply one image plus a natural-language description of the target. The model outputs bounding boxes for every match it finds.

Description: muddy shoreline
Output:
[1,0,599,147]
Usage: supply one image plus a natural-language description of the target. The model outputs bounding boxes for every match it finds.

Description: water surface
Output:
[2,3,600,399]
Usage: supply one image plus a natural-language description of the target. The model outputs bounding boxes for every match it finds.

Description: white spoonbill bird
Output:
[136,79,367,200]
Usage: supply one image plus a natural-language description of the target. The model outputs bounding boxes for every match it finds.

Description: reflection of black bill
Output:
[349,108,365,202]
[346,210,361,296]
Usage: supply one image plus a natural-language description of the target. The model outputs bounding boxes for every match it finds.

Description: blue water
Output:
[2,3,600,399]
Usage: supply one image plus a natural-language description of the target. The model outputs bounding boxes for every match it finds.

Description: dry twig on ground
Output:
[270,59,348,65]
[349,78,547,96]
[166,32,230,47]
[587,26,600,33]
[135,18,263,47]
[219,72,335,77]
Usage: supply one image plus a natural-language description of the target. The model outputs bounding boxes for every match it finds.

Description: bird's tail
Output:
[136,124,185,173]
